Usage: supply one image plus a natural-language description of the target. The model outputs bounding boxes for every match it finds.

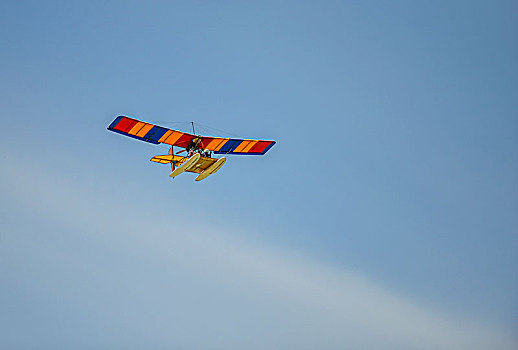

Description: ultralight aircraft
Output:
[107,116,276,181]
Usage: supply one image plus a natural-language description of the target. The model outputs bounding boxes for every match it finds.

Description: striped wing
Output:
[108,116,276,155]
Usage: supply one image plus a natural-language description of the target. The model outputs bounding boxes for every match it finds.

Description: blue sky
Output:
[1,1,517,349]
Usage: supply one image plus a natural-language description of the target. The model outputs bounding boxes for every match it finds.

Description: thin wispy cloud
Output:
[1,148,515,350]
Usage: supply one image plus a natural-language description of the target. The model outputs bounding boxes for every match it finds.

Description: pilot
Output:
[186,139,202,157]
[186,142,196,157]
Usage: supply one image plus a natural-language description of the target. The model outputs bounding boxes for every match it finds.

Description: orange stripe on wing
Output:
[213,138,230,151]
[163,131,184,145]
[242,140,258,153]
[128,121,146,135]
[158,130,173,143]
[205,138,227,151]
[136,124,154,137]
[233,140,252,153]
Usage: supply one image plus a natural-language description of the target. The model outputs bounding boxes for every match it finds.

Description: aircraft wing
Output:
[108,116,276,155]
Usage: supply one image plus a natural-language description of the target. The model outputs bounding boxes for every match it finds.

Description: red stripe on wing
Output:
[114,117,138,133]
[175,133,195,148]
[200,137,215,149]
[248,140,272,154]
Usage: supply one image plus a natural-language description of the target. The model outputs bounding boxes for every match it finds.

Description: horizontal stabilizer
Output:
[150,154,185,164]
